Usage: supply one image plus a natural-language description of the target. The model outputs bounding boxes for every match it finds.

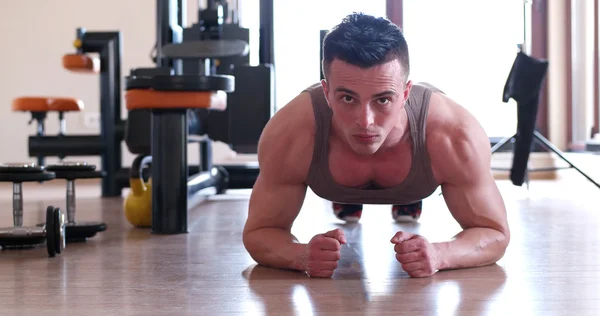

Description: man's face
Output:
[322,58,411,155]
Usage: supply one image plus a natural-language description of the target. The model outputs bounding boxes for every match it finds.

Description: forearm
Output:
[243,228,308,272]
[433,227,509,271]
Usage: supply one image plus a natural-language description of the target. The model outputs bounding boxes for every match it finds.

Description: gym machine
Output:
[12,28,128,197]
[126,0,275,188]
[123,0,275,234]
[492,49,600,189]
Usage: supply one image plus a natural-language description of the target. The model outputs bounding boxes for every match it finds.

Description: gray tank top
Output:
[304,82,441,205]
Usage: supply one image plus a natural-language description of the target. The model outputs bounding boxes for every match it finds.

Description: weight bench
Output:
[12,96,83,133]
[11,51,97,167]
[12,52,96,123]
[125,74,231,234]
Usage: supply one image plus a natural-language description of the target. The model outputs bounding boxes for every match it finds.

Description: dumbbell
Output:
[0,163,66,257]
[42,162,107,242]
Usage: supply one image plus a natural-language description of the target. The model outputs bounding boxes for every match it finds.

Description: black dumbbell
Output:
[44,162,107,242]
[0,163,66,257]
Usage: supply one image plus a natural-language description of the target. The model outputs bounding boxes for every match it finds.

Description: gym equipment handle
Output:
[29,135,105,157]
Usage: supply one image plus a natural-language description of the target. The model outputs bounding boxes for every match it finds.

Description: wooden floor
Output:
[0,156,600,315]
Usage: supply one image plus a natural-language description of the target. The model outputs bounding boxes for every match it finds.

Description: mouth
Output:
[353,134,378,142]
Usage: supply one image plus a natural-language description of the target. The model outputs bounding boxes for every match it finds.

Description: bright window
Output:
[403,0,526,138]
[271,0,387,110]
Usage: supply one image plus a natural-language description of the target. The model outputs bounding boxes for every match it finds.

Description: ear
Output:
[320,79,331,105]
[403,80,413,103]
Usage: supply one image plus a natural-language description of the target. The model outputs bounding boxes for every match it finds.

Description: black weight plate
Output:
[54,207,65,254]
[0,236,46,248]
[161,39,249,59]
[66,221,107,242]
[46,161,96,172]
[0,171,55,182]
[125,74,234,93]
[46,206,56,257]
[0,163,44,173]
[50,170,105,180]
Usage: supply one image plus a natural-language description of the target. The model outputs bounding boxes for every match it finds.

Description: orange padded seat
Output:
[63,54,100,73]
[125,90,227,111]
[12,97,84,112]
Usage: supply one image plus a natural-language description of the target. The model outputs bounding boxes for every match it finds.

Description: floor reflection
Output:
[242,243,508,315]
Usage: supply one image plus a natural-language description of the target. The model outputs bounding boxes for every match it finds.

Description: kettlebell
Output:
[124,155,152,228]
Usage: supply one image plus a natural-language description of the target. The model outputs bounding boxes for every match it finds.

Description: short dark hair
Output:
[322,13,409,81]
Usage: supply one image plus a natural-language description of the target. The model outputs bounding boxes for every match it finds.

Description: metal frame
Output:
[145,0,273,234]
[491,130,600,189]
[150,108,227,234]
[77,29,124,197]
[27,28,125,197]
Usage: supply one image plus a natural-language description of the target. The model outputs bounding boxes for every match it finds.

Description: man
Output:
[243,13,510,278]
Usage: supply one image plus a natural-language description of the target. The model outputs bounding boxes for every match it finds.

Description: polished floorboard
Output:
[0,161,599,315]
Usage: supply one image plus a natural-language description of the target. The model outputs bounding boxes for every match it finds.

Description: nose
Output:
[356,103,374,129]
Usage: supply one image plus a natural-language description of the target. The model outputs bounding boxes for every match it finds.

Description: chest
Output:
[328,143,413,189]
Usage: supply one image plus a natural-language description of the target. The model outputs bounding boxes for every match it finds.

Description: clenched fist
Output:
[391,231,439,278]
[303,228,347,278]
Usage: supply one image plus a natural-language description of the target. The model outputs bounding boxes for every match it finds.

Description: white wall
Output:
[0,0,242,169]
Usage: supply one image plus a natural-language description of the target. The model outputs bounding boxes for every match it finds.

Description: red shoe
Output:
[332,203,363,222]
[392,201,422,222]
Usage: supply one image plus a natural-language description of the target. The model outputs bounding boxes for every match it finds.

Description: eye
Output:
[376,98,390,105]
[341,95,355,104]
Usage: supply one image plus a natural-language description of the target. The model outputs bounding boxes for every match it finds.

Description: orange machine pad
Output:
[12,97,84,112]
[125,90,227,111]
[63,54,100,73]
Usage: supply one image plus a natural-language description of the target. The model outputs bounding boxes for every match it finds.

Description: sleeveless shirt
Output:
[304,82,442,205]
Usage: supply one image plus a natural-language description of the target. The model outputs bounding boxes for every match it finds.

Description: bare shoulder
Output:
[425,91,491,185]
[257,90,316,184]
